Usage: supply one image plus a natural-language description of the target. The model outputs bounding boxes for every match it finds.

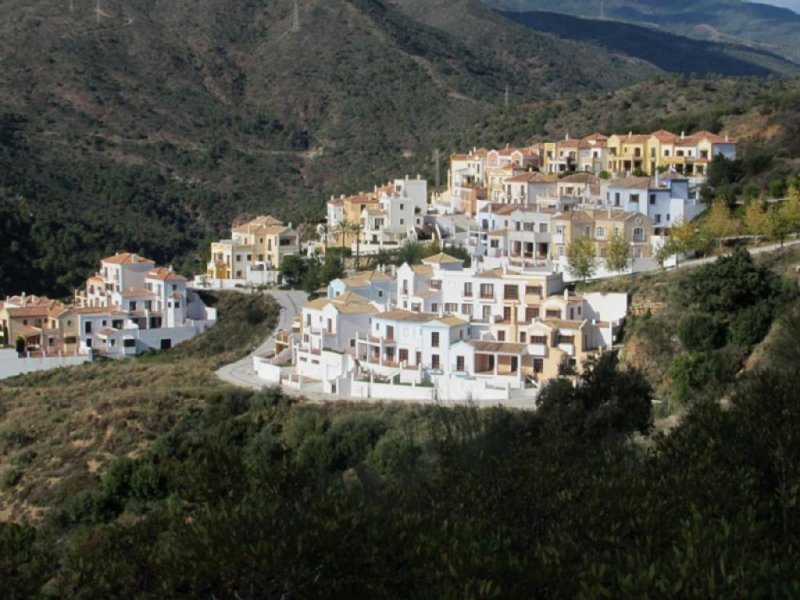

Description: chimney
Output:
[725,134,729,142]
[565,132,570,141]
[681,131,685,140]
[628,131,632,138]
[564,288,569,301]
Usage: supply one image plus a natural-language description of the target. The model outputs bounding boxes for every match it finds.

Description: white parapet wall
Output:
[0,348,91,380]
[253,356,288,383]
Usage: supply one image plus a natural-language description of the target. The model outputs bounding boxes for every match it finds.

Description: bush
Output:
[729,303,774,348]
[1,468,22,490]
[678,313,726,352]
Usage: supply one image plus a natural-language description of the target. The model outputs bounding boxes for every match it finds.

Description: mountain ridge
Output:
[485,0,800,62]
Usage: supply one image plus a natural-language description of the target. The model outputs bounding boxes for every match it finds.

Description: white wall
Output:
[582,292,629,323]
[0,349,91,380]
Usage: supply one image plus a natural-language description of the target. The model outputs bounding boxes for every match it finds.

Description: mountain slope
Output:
[500,10,800,77]
[485,0,800,63]
[0,0,660,296]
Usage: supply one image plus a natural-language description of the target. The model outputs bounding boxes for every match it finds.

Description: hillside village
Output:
[196,129,742,403]
[2,128,741,394]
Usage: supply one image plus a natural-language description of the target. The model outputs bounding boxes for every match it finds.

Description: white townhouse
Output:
[500,172,559,206]
[327,269,397,311]
[76,254,216,357]
[259,251,629,402]
[355,310,470,376]
[605,175,701,234]
[577,133,610,174]
[360,176,428,245]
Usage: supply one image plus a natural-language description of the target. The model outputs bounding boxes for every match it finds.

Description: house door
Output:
[399,348,408,363]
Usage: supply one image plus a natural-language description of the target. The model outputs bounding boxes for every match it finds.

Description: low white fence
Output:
[0,349,91,380]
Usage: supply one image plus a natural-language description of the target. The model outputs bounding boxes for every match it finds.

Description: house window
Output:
[519,332,527,343]
[595,226,605,239]
[479,284,494,299]
[431,303,439,313]
[402,281,409,295]
[525,285,542,297]
[498,331,506,341]
[482,306,492,321]
[531,335,547,345]
[546,309,561,318]
[130,301,137,311]
[464,283,473,297]
[633,227,645,242]
[431,354,440,369]
[400,219,404,226]
[649,194,656,205]
[461,304,473,316]
[525,306,540,321]
[431,332,439,348]
[539,223,548,233]
[614,193,620,206]
[533,358,544,373]
[456,356,465,372]
[430,280,441,290]
[504,285,518,300]
[445,303,458,313]
[655,215,661,224]
[630,194,640,204]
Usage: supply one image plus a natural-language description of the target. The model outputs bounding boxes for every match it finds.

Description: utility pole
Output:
[290,0,300,33]
[434,149,441,188]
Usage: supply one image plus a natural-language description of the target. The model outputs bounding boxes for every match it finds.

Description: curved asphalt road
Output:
[216,290,307,390]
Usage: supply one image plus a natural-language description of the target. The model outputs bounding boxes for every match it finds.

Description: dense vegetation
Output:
[4,331,800,596]
[488,0,800,63]
[501,10,800,77]
[618,248,798,407]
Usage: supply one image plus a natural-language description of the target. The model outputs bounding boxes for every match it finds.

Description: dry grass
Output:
[0,291,278,522]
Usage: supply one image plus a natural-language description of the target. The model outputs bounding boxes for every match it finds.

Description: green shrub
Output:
[730,302,774,348]
[1,468,22,490]
[678,313,726,352]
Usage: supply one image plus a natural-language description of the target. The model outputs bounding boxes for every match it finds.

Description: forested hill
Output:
[0,0,656,296]
[486,0,800,63]
[500,10,800,77]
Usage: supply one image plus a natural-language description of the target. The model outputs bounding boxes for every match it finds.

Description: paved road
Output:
[665,238,800,272]
[216,290,307,390]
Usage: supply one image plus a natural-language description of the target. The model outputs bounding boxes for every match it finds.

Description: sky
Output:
[758,0,800,12]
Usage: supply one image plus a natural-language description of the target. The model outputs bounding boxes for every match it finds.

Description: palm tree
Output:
[349,221,364,270]
[337,219,350,253]
[319,222,330,255]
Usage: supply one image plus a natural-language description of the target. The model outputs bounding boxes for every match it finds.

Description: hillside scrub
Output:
[0,291,278,522]
[4,343,800,596]
[620,248,797,407]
